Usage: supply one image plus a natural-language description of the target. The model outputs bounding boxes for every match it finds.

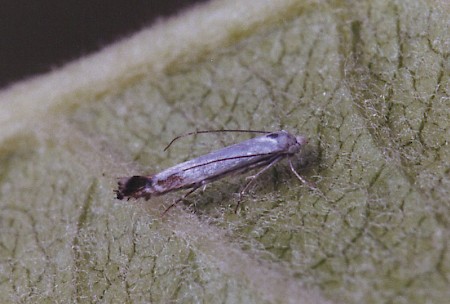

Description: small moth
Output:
[115,130,310,214]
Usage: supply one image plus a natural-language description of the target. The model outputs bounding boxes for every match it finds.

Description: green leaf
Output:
[1,0,449,303]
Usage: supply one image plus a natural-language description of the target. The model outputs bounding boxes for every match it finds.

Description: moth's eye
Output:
[267,133,279,139]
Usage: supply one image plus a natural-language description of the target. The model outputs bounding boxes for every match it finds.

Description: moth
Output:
[115,130,310,214]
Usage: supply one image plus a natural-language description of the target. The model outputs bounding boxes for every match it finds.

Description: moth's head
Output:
[296,135,308,147]
[115,176,153,200]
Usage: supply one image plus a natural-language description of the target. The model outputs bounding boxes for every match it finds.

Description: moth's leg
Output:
[288,159,316,188]
[162,185,201,216]
[235,156,283,213]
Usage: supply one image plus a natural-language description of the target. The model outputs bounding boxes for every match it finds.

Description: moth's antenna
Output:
[163,129,270,151]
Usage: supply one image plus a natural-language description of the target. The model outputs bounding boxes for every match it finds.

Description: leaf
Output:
[0,0,449,303]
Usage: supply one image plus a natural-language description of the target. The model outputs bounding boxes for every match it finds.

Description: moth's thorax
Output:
[265,130,307,155]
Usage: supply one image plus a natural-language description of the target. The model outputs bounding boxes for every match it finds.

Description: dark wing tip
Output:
[114,176,152,200]
[114,189,125,200]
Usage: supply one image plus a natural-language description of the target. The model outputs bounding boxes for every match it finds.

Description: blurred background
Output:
[0,0,210,89]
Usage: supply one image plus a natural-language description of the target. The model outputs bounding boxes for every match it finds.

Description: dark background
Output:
[0,0,210,89]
